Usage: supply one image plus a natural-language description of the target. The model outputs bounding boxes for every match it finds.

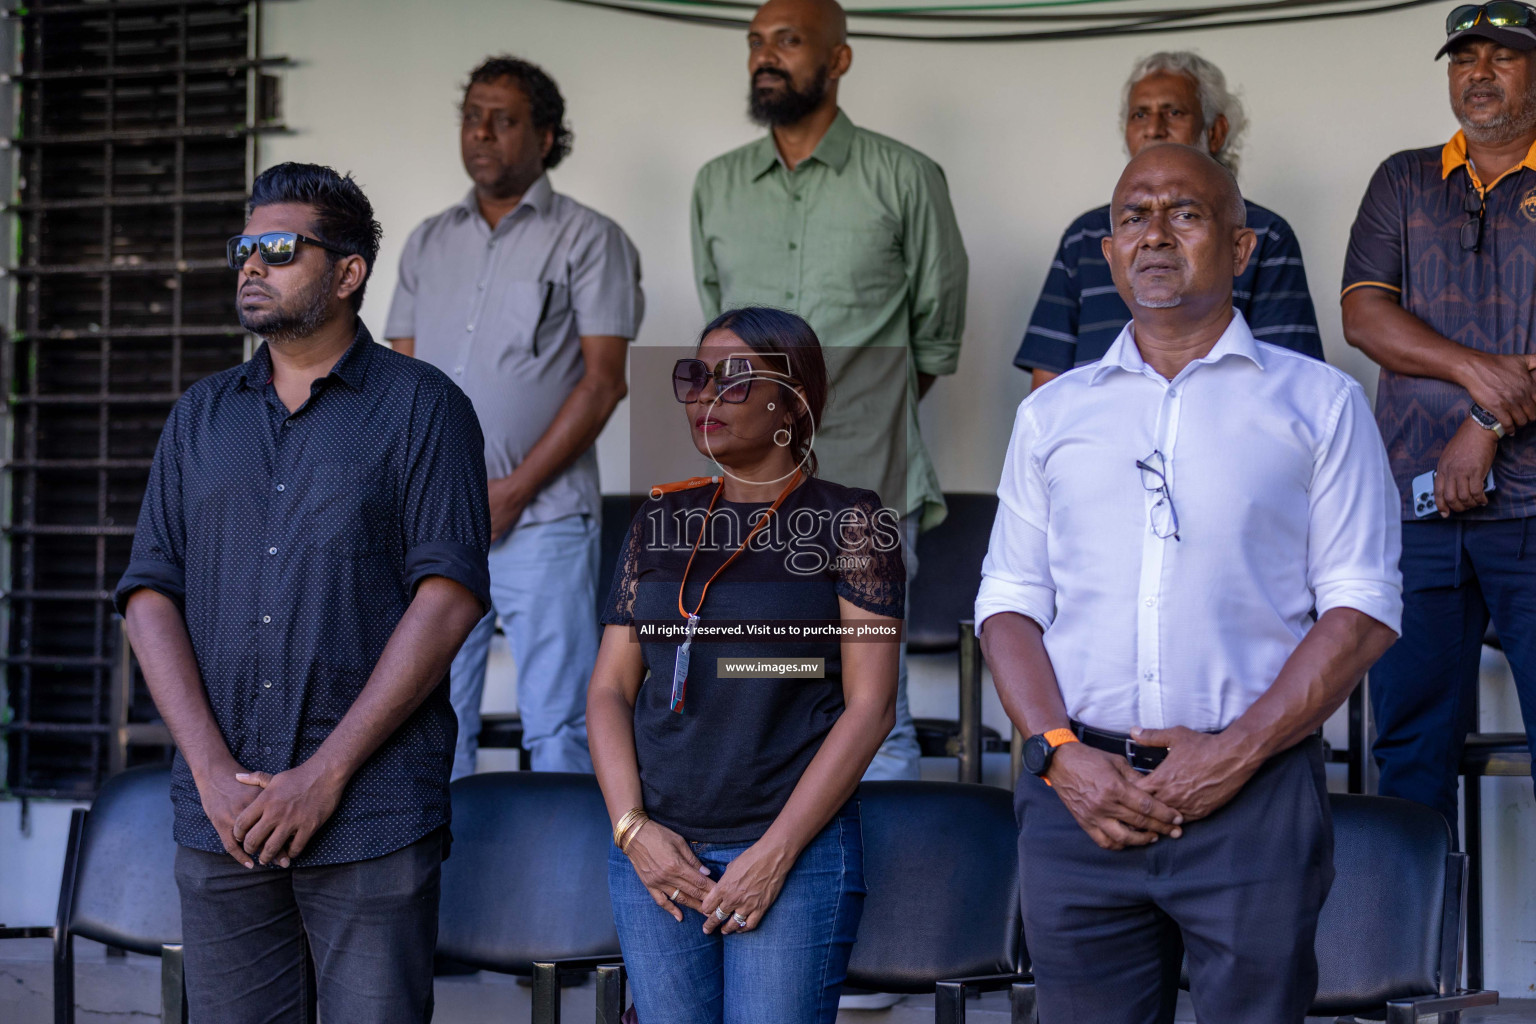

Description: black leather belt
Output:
[1070,720,1169,773]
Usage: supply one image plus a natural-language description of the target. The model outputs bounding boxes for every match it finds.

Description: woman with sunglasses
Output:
[588,307,904,1024]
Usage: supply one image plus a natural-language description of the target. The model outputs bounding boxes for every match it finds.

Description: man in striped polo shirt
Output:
[1015,51,1323,389]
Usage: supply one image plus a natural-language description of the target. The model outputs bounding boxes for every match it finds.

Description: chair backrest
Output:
[907,493,999,653]
[1311,794,1457,1015]
[437,772,619,973]
[846,781,1022,992]
[66,763,182,955]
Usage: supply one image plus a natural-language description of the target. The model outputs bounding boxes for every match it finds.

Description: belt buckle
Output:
[1124,736,1136,766]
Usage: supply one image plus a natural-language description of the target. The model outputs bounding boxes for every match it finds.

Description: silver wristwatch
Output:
[1469,403,1506,439]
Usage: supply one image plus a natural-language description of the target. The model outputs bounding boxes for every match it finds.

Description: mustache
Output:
[753,68,791,87]
[1462,83,1506,103]
[1132,253,1185,271]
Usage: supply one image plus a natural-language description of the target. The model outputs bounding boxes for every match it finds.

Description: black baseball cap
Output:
[1438,2,1536,58]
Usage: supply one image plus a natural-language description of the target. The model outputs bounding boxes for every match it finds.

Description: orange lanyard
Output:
[668,469,801,712]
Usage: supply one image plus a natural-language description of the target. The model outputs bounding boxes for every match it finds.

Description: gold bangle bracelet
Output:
[613,807,647,849]
[619,816,650,853]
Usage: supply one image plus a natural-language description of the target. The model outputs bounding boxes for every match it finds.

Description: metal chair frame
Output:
[0,806,186,1024]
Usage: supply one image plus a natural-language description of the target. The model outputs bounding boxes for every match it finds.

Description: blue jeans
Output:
[608,808,865,1024]
[449,513,600,777]
[863,516,921,781]
[1371,517,1536,829]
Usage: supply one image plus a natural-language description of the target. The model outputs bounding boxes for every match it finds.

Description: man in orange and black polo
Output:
[1342,1,1536,831]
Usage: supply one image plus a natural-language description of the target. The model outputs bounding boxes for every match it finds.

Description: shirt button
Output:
[1144,597,1156,607]
[1168,388,1178,398]
[788,242,798,250]
[262,615,271,624]
[477,282,485,290]
[466,323,474,332]
[1144,670,1155,681]
[454,366,464,375]
[785,291,794,300]
[262,680,272,689]
[275,483,285,492]
[263,746,272,754]
[268,547,277,555]
[793,194,802,202]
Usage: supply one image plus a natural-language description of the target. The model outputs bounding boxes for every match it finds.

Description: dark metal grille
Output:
[3,0,284,798]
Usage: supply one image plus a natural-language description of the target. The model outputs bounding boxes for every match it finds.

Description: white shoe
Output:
[838,991,903,1010]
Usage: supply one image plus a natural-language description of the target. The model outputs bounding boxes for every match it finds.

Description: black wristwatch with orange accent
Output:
[1022,728,1081,781]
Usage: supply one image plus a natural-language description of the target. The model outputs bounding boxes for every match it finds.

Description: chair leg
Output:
[1465,774,1484,991]
[1347,679,1366,794]
[52,932,74,1024]
[1010,981,1038,1024]
[596,963,626,1024]
[531,961,562,1024]
[935,980,968,1024]
[958,621,983,785]
[160,943,187,1024]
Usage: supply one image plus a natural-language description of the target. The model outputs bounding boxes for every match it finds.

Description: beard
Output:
[237,268,334,344]
[748,65,829,127]
[1454,78,1536,146]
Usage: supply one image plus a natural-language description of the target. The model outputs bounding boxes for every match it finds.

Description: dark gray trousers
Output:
[174,828,444,1024]
[1017,737,1334,1024]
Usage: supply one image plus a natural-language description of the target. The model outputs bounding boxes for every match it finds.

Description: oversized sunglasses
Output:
[1446,1,1536,34]
[672,355,799,405]
[227,231,352,270]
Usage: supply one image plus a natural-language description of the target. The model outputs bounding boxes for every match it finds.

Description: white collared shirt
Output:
[975,311,1403,733]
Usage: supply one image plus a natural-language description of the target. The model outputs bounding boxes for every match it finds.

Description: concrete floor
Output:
[0,937,1529,1023]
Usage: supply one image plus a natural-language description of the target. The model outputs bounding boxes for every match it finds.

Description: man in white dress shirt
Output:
[977,144,1403,1023]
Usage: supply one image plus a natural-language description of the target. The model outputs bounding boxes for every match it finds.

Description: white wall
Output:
[260,0,1455,495]
[257,0,1535,994]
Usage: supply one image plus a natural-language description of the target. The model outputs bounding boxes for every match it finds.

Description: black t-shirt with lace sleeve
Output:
[602,475,904,843]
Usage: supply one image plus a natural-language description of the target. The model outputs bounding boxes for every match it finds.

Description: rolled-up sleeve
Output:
[114,400,189,613]
[904,157,968,377]
[1307,381,1404,634]
[975,402,1056,631]
[401,378,492,612]
[571,218,644,340]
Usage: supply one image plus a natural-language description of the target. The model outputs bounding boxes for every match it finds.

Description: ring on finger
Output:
[714,907,730,922]
[731,912,749,927]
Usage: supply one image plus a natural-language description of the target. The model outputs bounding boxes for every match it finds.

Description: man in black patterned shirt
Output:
[115,163,490,1023]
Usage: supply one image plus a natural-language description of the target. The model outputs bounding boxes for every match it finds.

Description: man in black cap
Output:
[1342,1,1536,831]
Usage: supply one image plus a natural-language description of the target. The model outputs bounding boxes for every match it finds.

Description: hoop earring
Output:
[773,428,791,447]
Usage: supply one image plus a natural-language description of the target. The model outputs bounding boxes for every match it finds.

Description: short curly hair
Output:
[464,55,573,170]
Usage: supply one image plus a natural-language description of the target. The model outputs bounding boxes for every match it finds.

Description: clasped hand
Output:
[1047,728,1258,850]
[624,821,792,934]
[226,759,345,868]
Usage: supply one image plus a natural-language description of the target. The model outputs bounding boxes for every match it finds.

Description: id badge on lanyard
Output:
[670,614,699,713]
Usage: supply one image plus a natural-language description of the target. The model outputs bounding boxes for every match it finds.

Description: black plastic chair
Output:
[1318,794,1496,1022]
[0,763,186,1024]
[1012,793,1496,1023]
[847,781,1029,1023]
[907,493,1000,783]
[437,771,625,1024]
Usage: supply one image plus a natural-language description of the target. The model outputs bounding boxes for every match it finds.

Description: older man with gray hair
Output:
[1014,51,1323,388]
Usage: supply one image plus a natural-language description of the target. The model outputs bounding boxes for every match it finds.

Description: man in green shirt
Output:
[691,0,969,783]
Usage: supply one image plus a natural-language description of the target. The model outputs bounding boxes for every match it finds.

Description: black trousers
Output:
[1017,737,1333,1024]
[174,828,445,1024]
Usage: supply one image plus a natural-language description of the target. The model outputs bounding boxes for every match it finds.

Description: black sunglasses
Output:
[1446,1,1536,33]
[227,231,352,270]
[672,355,799,405]
[1461,181,1486,253]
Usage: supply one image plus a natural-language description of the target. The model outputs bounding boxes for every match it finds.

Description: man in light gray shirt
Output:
[386,55,642,776]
